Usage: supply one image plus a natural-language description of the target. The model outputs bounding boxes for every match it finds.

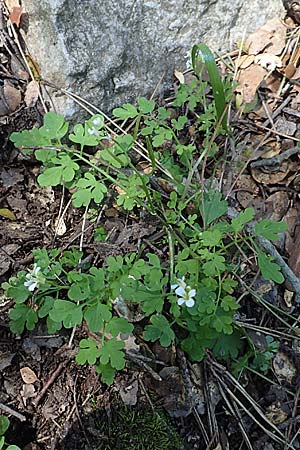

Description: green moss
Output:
[95,404,183,450]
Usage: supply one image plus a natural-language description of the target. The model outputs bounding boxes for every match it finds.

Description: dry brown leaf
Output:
[265,191,289,222]
[273,351,296,384]
[20,366,38,384]
[9,6,23,27]
[174,69,185,84]
[0,80,21,116]
[246,18,287,56]
[245,29,272,55]
[237,64,266,104]
[266,402,288,425]
[24,80,40,107]
[255,53,282,72]
[291,66,300,81]
[251,162,290,184]
[285,62,296,79]
[263,74,281,93]
[236,54,255,70]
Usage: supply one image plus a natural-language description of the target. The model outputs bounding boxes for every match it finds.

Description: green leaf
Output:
[254,220,287,241]
[202,254,226,277]
[39,111,68,141]
[10,127,50,150]
[3,283,30,304]
[138,97,155,114]
[60,249,83,267]
[171,115,188,131]
[0,438,4,450]
[191,43,227,130]
[99,338,125,370]
[257,251,284,284]
[84,303,112,332]
[9,304,38,334]
[76,338,101,365]
[69,123,102,147]
[113,103,139,120]
[213,332,242,359]
[231,208,254,233]
[100,134,132,168]
[199,191,228,226]
[212,311,233,334]
[38,296,55,318]
[49,300,83,328]
[106,317,134,337]
[38,153,79,186]
[221,295,239,312]
[96,362,116,385]
[0,416,10,435]
[143,315,175,347]
[7,446,21,450]
[72,173,107,207]
[201,229,222,247]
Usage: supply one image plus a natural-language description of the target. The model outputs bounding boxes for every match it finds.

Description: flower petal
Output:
[171,283,178,290]
[188,289,196,298]
[175,286,186,297]
[186,298,195,307]
[177,298,185,305]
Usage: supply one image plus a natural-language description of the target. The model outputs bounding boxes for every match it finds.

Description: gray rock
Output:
[23,0,284,118]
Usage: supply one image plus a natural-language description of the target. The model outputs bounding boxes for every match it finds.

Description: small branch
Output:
[0,403,26,422]
[32,361,67,407]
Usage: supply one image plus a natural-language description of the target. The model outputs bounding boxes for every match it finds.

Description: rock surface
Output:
[23,0,284,117]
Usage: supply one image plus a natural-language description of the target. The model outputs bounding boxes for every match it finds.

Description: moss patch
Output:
[94,404,183,450]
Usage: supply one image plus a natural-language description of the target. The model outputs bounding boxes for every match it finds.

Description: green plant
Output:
[0,416,21,450]
[232,335,279,376]
[4,44,289,384]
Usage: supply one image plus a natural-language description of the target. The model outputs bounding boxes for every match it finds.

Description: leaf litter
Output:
[1,2,300,450]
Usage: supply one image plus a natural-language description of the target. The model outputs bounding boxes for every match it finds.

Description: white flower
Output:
[87,127,99,136]
[24,264,45,292]
[92,116,103,127]
[171,277,196,308]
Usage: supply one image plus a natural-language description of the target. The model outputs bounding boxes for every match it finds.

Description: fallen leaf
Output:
[273,351,296,384]
[237,64,266,104]
[251,162,290,184]
[246,18,287,56]
[9,6,23,27]
[174,69,185,84]
[246,29,272,55]
[20,367,38,384]
[0,80,21,116]
[24,80,40,107]
[0,208,16,220]
[266,402,288,425]
[285,62,296,79]
[255,53,282,72]
[236,54,255,70]
[54,217,67,236]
